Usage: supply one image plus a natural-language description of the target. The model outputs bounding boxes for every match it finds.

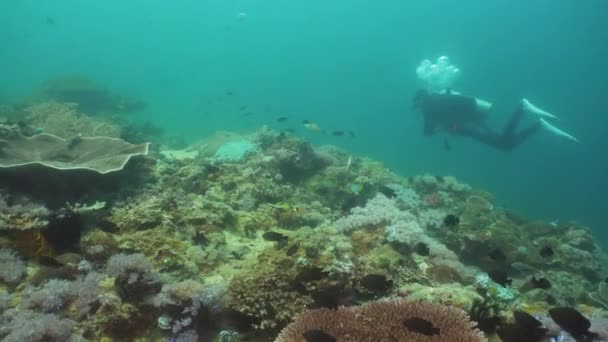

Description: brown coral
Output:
[275,299,487,342]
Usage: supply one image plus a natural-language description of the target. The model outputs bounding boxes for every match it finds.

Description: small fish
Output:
[443,137,452,151]
[403,318,440,336]
[242,112,253,117]
[377,185,397,198]
[414,242,430,256]
[237,12,248,21]
[443,214,460,228]
[488,248,506,262]
[46,16,55,25]
[225,90,234,96]
[276,116,288,123]
[239,105,248,111]
[360,274,393,293]
[529,276,551,289]
[286,242,300,256]
[331,130,345,136]
[345,155,352,171]
[284,128,295,133]
[549,307,598,341]
[303,122,322,133]
[302,119,310,124]
[497,311,549,342]
[488,269,512,287]
[302,330,336,342]
[539,246,554,258]
[262,231,288,248]
[348,130,356,138]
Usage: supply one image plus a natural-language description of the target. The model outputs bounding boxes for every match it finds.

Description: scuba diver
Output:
[412,89,579,151]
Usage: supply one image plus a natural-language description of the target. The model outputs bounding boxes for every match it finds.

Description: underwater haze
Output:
[1,0,607,239]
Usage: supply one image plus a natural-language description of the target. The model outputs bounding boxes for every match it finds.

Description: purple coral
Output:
[0,248,26,285]
[106,253,162,302]
[0,309,78,342]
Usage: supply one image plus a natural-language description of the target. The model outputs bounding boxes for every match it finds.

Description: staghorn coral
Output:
[275,299,487,342]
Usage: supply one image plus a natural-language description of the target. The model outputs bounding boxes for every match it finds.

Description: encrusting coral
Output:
[275,299,487,342]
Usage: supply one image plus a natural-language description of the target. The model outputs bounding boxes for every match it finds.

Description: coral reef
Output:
[0,126,605,341]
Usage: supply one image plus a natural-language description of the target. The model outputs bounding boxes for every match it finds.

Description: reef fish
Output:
[403,317,440,336]
[360,274,393,294]
[262,231,288,248]
[539,246,554,258]
[302,330,336,342]
[488,269,512,287]
[443,214,460,228]
[549,307,598,341]
[529,276,552,290]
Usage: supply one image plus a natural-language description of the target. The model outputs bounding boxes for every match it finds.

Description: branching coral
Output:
[275,299,486,342]
[0,192,50,232]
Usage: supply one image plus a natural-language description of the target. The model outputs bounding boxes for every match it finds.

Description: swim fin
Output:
[522,99,559,120]
[540,118,580,143]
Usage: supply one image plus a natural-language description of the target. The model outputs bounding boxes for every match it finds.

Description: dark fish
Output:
[414,242,430,256]
[285,128,295,133]
[262,231,288,248]
[302,119,310,124]
[497,311,549,342]
[242,112,253,117]
[360,274,393,293]
[529,276,551,290]
[239,105,247,111]
[488,248,506,262]
[348,130,356,138]
[539,246,554,258]
[443,214,460,228]
[302,330,336,342]
[403,318,440,336]
[295,267,327,282]
[38,256,63,268]
[443,137,452,151]
[488,269,512,287]
[286,242,300,256]
[377,185,397,198]
[549,307,598,341]
[46,16,55,25]
[331,130,345,137]
[276,116,288,123]
[225,90,233,96]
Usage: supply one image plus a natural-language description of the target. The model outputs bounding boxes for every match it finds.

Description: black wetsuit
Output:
[416,91,541,151]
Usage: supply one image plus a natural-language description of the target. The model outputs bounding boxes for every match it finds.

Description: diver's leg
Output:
[505,121,542,149]
[501,103,526,138]
[459,125,510,151]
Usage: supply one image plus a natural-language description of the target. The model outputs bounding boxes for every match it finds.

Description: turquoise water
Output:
[2,0,607,244]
